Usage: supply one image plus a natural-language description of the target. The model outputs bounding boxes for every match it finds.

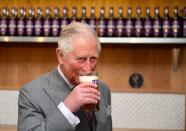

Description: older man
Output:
[18,22,112,131]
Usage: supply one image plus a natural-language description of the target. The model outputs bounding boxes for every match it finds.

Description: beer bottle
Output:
[9,7,17,36]
[125,6,134,37]
[34,7,43,36]
[61,7,69,31]
[134,6,143,37]
[153,6,162,37]
[107,7,115,37]
[88,6,97,31]
[183,6,186,37]
[43,7,51,36]
[98,7,106,37]
[172,6,181,37]
[80,6,88,24]
[144,6,153,37]
[17,7,26,36]
[0,7,9,36]
[71,6,78,23]
[52,7,60,36]
[26,7,34,36]
[162,6,171,37]
[116,7,124,37]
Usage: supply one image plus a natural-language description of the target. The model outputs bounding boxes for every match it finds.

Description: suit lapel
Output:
[43,69,71,106]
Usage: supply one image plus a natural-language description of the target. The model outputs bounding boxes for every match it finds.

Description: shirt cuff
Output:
[57,102,80,127]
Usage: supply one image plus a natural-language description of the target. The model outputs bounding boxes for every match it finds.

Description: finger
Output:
[82,92,100,101]
[81,87,100,96]
[82,96,99,104]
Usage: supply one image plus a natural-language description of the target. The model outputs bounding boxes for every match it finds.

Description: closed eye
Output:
[75,57,87,63]
[75,56,98,63]
[90,56,98,63]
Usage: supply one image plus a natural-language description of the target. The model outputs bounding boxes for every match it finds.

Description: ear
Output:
[56,48,64,65]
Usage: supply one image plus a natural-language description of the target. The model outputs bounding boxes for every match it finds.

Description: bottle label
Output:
[61,20,68,30]
[98,20,106,37]
[172,20,180,37]
[107,20,115,36]
[153,20,161,36]
[163,20,171,37]
[34,20,42,36]
[52,19,59,36]
[144,20,152,36]
[116,20,124,37]
[26,20,34,36]
[17,19,25,36]
[9,19,16,36]
[89,20,96,31]
[183,20,186,37]
[125,20,133,36]
[0,19,7,35]
[43,19,51,36]
[135,20,143,36]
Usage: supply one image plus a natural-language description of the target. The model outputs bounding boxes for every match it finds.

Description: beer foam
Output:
[79,75,98,83]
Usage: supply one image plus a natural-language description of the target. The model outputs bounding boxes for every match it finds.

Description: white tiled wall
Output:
[0,90,185,130]
[112,93,185,130]
[0,91,18,125]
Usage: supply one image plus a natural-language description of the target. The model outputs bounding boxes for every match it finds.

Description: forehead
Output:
[72,36,98,54]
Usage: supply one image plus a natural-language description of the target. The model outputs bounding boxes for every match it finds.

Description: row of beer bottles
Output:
[0,6,186,37]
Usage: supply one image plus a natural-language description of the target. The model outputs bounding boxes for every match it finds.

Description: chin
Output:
[71,76,78,84]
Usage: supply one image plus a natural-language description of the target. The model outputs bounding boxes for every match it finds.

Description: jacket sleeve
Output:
[17,87,75,131]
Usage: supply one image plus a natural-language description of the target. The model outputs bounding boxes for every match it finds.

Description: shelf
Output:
[0,36,186,44]
[100,37,186,44]
[0,36,58,43]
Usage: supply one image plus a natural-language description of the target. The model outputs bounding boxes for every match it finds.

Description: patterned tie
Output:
[85,112,93,131]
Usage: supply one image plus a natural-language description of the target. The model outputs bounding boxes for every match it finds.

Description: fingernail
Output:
[98,96,100,100]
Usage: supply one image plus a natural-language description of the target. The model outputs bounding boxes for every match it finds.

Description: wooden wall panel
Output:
[0,43,57,89]
[98,45,186,93]
[0,43,186,94]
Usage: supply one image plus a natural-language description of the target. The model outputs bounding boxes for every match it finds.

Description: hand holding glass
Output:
[79,71,100,112]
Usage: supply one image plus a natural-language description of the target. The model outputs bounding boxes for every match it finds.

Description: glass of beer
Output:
[79,71,100,112]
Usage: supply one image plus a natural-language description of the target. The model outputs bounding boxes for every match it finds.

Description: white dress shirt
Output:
[57,65,80,127]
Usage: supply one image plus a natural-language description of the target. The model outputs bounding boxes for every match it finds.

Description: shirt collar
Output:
[57,65,74,89]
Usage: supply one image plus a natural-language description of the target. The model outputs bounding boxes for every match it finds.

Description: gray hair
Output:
[58,22,101,56]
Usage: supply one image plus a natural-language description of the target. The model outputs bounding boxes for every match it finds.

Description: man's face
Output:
[58,37,99,85]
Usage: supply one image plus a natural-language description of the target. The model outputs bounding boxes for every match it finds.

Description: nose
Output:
[82,59,92,73]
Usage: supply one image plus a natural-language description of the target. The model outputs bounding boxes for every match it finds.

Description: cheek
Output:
[62,61,81,83]
[68,62,82,76]
[90,62,97,70]
[70,63,85,83]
